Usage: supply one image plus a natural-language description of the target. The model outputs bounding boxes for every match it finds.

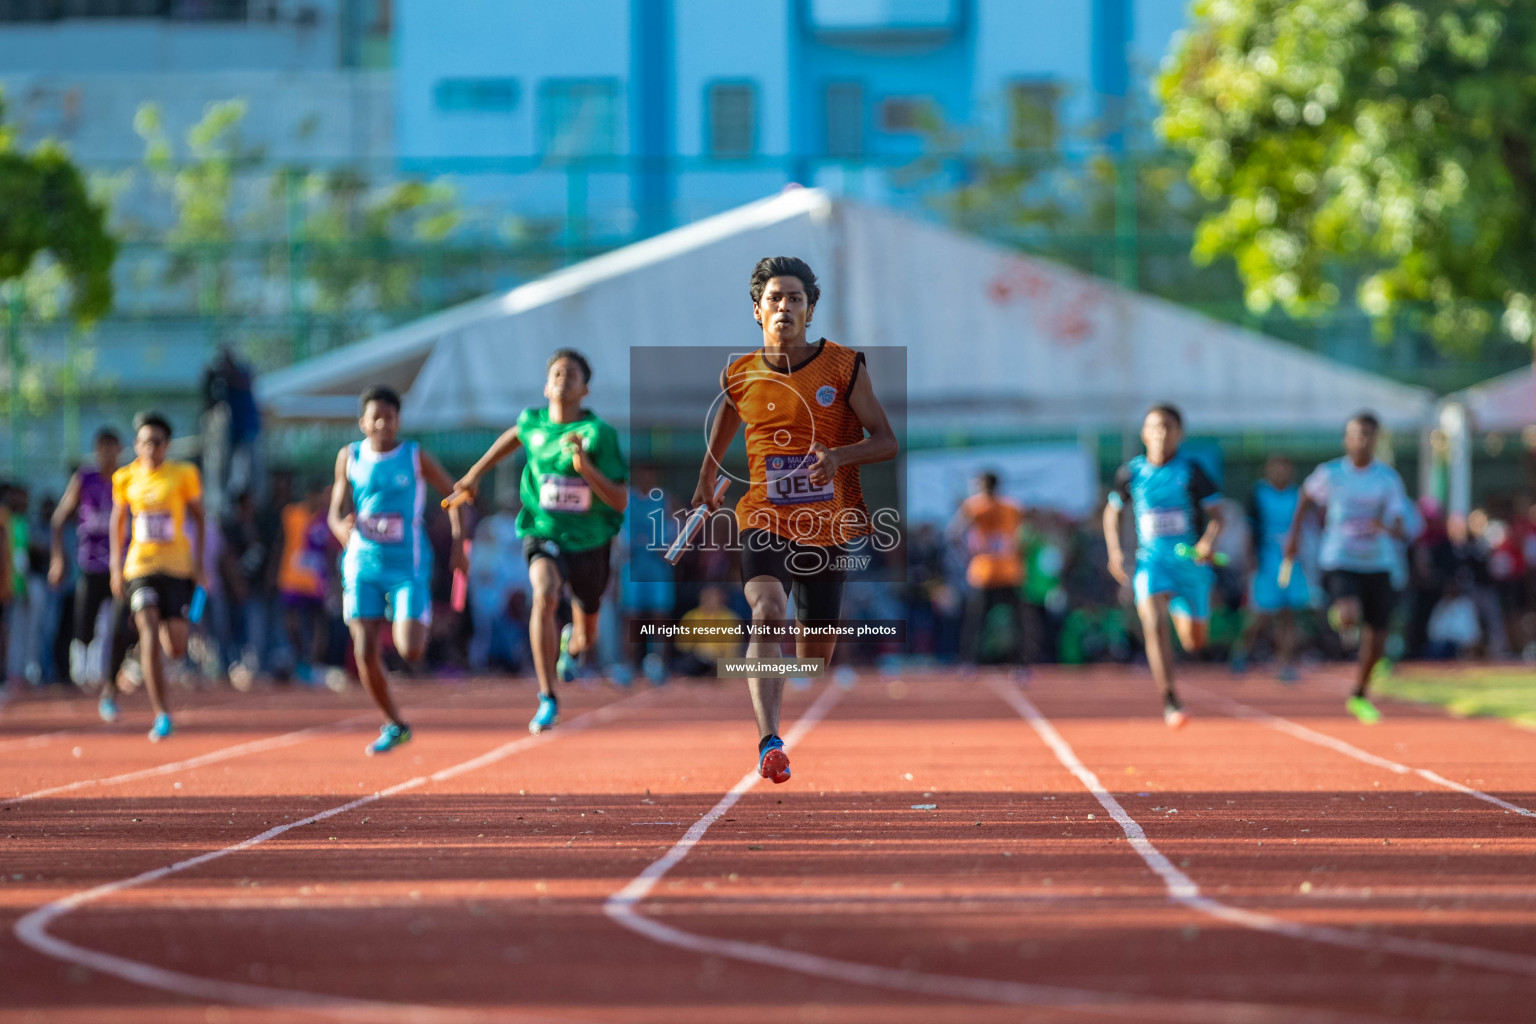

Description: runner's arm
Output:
[326,447,355,549]
[1103,499,1128,585]
[808,366,898,486]
[567,438,628,513]
[48,470,83,586]
[418,449,467,548]
[1282,491,1316,562]
[108,501,126,598]
[188,496,207,588]
[455,426,521,500]
[694,401,741,510]
[1194,500,1225,562]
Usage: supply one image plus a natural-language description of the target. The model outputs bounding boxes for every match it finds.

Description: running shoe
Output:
[556,624,578,683]
[642,652,668,686]
[1346,695,1381,725]
[97,691,119,723]
[758,736,791,784]
[148,712,174,743]
[529,694,559,734]
[365,721,411,755]
[1276,664,1300,685]
[1229,652,1248,676]
[1163,696,1188,730]
[69,640,88,688]
[608,662,635,688]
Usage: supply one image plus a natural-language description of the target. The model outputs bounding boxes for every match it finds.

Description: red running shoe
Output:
[758,737,791,784]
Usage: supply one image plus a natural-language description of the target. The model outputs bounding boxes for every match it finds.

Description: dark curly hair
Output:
[749,256,820,306]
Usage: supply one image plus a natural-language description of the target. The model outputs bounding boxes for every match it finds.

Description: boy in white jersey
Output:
[328,386,465,755]
[1283,412,1408,723]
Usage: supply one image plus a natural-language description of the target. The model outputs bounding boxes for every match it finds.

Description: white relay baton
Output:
[665,477,729,565]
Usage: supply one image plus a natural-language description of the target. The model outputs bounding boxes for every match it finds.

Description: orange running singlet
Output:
[722,338,871,548]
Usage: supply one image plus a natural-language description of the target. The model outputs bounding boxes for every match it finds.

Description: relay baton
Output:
[440,488,473,510]
[188,586,207,625]
[1277,558,1294,588]
[665,477,729,565]
[1174,543,1229,567]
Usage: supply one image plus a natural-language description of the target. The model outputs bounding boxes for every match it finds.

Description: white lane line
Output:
[1187,683,1536,820]
[604,683,1390,1024]
[991,677,1536,980]
[13,692,651,1023]
[2,714,377,805]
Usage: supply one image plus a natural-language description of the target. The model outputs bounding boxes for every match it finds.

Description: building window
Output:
[806,0,959,31]
[1007,80,1060,149]
[878,95,936,134]
[824,81,864,157]
[707,81,756,157]
[539,78,621,159]
[434,78,520,113]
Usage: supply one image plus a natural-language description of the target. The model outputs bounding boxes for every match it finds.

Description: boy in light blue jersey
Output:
[328,385,465,755]
[1104,405,1226,727]
[1231,455,1311,682]
[1284,412,1408,724]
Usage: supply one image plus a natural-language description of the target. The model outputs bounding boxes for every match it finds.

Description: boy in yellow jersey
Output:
[109,412,205,741]
[692,256,898,783]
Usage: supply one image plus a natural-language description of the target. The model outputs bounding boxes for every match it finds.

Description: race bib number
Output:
[358,513,405,544]
[1139,508,1189,538]
[766,454,835,506]
[1342,518,1378,542]
[134,512,175,543]
[539,475,591,513]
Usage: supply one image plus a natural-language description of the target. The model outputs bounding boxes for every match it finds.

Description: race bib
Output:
[1342,518,1378,542]
[766,454,834,506]
[1139,508,1189,538]
[539,475,591,513]
[358,513,405,544]
[134,512,175,543]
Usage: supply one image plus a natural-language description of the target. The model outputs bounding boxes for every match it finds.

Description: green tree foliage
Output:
[1159,0,1536,352]
[0,93,117,324]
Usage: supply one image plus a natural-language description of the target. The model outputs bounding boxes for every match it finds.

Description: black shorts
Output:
[524,536,612,613]
[1323,570,1396,631]
[123,574,195,621]
[740,528,848,624]
[74,571,113,642]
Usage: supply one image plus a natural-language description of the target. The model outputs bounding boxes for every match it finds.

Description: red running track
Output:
[2,666,1535,1023]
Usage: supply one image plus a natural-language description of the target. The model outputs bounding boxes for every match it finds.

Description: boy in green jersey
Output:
[453,349,629,732]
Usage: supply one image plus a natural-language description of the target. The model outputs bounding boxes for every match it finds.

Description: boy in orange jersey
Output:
[109,412,205,741]
[951,471,1029,670]
[692,256,898,783]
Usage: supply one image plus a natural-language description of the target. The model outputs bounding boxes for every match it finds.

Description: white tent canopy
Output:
[259,188,1433,435]
[1443,365,1535,433]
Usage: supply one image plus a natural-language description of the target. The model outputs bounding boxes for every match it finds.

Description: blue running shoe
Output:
[758,736,791,784]
[608,662,635,688]
[366,721,411,755]
[556,624,578,683]
[148,713,173,743]
[529,694,559,734]
[98,692,119,724]
[642,653,668,686]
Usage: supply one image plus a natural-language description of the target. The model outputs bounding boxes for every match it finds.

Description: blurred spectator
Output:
[202,347,263,507]
[6,484,48,685]
[620,464,676,682]
[1020,511,1071,662]
[468,492,530,673]
[673,585,743,676]
[275,482,336,683]
[950,471,1029,668]
[1427,583,1482,659]
[219,490,273,687]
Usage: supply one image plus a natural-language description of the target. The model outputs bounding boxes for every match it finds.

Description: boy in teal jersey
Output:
[453,350,629,734]
[1104,405,1226,727]
[328,386,465,755]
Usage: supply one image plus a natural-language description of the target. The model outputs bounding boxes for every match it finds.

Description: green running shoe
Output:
[1346,695,1381,725]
